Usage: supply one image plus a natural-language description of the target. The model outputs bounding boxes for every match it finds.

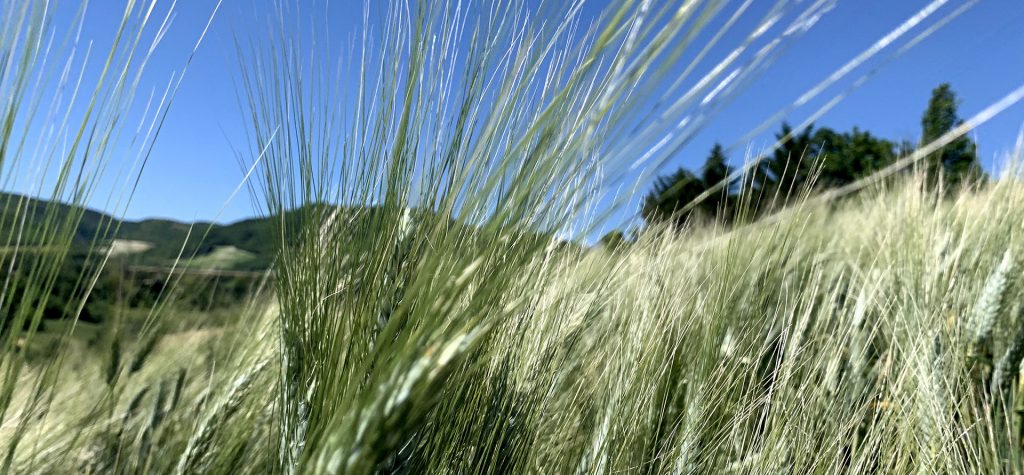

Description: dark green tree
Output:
[598,229,630,250]
[697,143,734,217]
[809,127,847,187]
[643,144,736,227]
[641,89,958,230]
[642,167,705,228]
[752,123,817,209]
[815,127,899,187]
[920,83,983,189]
[700,143,731,186]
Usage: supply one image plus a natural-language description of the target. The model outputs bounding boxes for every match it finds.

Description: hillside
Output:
[0,192,274,271]
[0,193,585,273]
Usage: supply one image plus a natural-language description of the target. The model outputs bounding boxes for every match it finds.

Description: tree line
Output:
[629,83,982,236]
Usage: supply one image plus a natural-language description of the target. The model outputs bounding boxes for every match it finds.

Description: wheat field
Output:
[3,0,1024,473]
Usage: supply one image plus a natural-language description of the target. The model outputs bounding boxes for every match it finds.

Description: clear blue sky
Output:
[44,0,1024,227]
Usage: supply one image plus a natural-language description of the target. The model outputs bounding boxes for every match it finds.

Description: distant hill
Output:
[0,192,587,272]
[0,192,588,325]
[0,192,275,271]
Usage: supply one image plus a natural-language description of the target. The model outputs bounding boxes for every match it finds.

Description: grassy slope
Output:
[8,177,1024,473]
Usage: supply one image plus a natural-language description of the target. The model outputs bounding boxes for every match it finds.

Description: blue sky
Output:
[35,0,1024,227]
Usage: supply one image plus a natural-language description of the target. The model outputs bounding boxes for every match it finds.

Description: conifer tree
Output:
[921,83,983,188]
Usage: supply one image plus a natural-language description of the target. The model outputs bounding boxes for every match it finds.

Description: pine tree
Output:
[815,127,898,187]
[753,123,817,206]
[920,83,983,189]
[642,167,704,228]
[700,143,731,186]
[698,143,733,217]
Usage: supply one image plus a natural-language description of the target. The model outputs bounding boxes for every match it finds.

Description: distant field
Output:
[106,239,154,256]
[188,246,259,270]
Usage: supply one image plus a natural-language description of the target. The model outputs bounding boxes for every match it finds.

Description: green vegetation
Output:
[0,192,271,330]
[0,192,276,270]
[4,1,1024,474]
[642,83,977,229]
[11,171,1024,473]
[922,83,984,189]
